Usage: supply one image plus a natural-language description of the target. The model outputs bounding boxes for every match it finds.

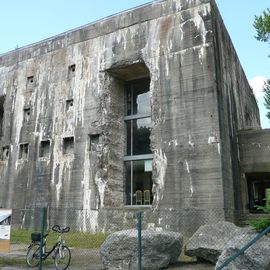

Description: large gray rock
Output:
[185,221,247,263]
[215,230,270,270]
[100,229,183,270]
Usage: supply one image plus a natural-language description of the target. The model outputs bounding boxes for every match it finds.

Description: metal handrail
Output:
[216,225,270,270]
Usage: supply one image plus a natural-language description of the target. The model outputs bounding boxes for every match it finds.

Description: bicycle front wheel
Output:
[54,245,71,270]
[26,243,40,267]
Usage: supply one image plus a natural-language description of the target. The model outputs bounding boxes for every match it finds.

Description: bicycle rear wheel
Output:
[26,243,40,267]
[54,245,71,270]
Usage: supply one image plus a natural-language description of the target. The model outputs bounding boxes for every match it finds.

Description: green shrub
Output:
[248,192,270,232]
[248,217,270,232]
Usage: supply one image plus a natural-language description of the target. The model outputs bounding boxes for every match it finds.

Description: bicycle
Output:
[26,225,71,270]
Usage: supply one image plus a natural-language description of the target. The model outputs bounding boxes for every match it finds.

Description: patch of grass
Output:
[66,232,108,249]
[11,229,108,249]
[11,228,31,244]
[0,258,25,266]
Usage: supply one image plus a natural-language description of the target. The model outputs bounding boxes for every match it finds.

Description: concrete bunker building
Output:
[0,0,266,234]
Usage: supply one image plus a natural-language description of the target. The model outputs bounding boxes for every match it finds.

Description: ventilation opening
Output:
[39,140,50,158]
[246,172,270,212]
[27,76,34,84]
[19,143,29,159]
[68,64,76,79]
[89,134,101,152]
[2,146,9,161]
[66,99,74,111]
[63,137,74,155]
[0,95,5,138]
[24,108,31,122]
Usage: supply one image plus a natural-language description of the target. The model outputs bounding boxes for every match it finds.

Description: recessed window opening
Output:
[27,76,34,84]
[24,108,31,122]
[19,143,29,159]
[2,146,9,160]
[63,137,74,155]
[124,78,153,206]
[39,140,50,158]
[246,172,270,212]
[66,99,74,111]
[89,134,101,152]
[68,64,76,79]
[0,95,5,138]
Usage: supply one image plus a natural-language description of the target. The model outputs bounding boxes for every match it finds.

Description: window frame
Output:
[124,78,153,206]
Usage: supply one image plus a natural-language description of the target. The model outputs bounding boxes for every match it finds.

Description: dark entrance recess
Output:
[246,172,270,212]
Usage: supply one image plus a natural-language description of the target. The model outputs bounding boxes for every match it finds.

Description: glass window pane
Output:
[126,88,132,116]
[133,160,152,205]
[126,120,131,155]
[132,83,150,116]
[125,161,132,205]
[133,117,151,155]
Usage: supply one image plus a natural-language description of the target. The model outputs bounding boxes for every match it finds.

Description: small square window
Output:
[66,99,74,111]
[39,140,50,158]
[19,143,29,159]
[24,108,31,122]
[63,137,74,155]
[89,134,100,152]
[2,146,10,160]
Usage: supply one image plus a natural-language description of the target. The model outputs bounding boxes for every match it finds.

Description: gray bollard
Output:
[136,212,142,270]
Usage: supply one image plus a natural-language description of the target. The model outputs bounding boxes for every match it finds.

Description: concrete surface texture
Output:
[0,0,260,234]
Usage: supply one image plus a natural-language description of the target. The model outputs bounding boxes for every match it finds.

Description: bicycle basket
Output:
[31,233,41,242]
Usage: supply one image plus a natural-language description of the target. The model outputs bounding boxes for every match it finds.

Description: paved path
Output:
[0,244,214,270]
[0,262,213,269]
[0,262,214,270]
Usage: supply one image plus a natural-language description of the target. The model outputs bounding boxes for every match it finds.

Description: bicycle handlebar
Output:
[52,225,70,233]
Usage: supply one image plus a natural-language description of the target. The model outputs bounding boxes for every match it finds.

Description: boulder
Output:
[215,230,270,270]
[185,221,248,263]
[100,229,183,270]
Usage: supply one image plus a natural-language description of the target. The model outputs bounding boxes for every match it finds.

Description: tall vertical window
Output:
[124,78,153,206]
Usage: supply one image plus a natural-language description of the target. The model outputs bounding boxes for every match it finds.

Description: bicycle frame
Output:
[41,234,65,259]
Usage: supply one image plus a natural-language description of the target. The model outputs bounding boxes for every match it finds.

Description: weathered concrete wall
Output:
[238,129,270,173]
[0,0,260,233]
[211,1,260,221]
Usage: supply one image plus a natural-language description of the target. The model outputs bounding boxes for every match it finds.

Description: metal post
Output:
[39,207,47,270]
[216,225,270,270]
[136,211,142,270]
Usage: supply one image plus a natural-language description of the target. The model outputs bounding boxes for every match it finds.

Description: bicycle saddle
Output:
[52,224,70,233]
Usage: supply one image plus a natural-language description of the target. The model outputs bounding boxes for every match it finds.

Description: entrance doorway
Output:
[246,172,270,212]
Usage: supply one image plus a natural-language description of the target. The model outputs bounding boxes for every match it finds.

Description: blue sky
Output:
[0,0,269,127]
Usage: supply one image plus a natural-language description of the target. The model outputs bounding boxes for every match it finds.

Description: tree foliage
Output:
[254,8,270,43]
[263,79,270,120]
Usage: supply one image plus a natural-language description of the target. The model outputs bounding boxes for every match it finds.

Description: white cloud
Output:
[249,76,267,99]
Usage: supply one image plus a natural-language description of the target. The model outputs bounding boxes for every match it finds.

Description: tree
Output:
[254,8,270,43]
[263,79,270,120]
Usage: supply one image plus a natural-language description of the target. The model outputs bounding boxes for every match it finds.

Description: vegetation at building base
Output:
[248,192,270,232]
